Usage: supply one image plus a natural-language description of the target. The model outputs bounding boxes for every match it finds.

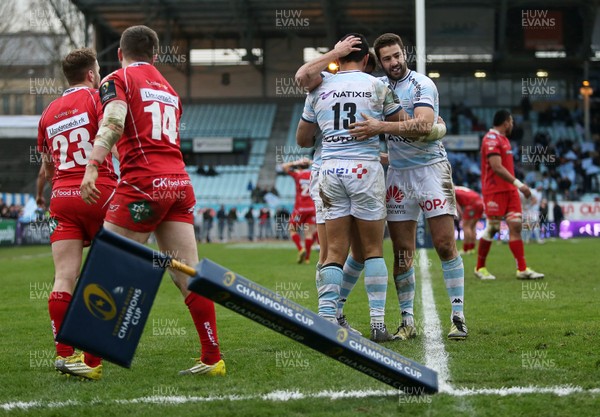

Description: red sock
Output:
[509,239,527,271]
[476,239,492,270]
[185,293,221,364]
[291,233,302,251]
[304,238,313,261]
[48,291,74,357]
[84,352,102,368]
[312,231,319,244]
[463,242,472,252]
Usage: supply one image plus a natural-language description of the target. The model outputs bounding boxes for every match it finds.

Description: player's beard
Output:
[385,61,407,81]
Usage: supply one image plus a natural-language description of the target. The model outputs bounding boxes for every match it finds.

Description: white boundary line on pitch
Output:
[3,386,600,411]
[418,248,452,392]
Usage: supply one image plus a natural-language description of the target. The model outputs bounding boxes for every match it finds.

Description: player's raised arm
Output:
[80,99,127,204]
[295,35,362,92]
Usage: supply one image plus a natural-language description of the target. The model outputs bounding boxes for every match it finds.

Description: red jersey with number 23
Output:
[99,62,185,181]
[37,87,117,188]
[480,128,514,195]
[289,169,315,213]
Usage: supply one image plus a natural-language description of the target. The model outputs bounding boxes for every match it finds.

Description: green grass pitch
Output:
[0,237,599,416]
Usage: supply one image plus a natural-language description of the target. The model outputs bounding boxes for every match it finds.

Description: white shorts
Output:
[319,159,386,221]
[386,161,457,222]
[310,169,325,224]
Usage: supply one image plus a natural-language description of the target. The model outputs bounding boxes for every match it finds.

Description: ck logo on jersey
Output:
[351,164,368,179]
[419,198,446,212]
[128,201,153,223]
[386,185,404,203]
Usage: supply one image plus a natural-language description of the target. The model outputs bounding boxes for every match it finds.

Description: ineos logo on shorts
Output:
[386,186,404,203]
[419,198,446,212]
[83,284,117,321]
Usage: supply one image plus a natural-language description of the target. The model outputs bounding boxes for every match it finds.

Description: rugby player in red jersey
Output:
[37,48,117,380]
[475,110,544,280]
[281,159,317,264]
[454,186,484,254]
[80,25,224,376]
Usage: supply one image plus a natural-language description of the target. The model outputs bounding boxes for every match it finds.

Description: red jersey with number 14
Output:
[99,62,185,181]
[289,169,315,213]
[37,87,117,188]
[480,128,514,195]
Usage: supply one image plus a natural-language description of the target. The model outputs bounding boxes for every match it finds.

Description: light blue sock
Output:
[317,265,342,318]
[394,267,415,323]
[442,256,464,319]
[364,257,388,324]
[337,255,363,317]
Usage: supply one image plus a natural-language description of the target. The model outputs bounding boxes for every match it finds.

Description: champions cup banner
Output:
[189,259,438,393]
[57,228,166,367]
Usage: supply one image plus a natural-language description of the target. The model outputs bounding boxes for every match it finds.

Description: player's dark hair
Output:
[338,33,369,63]
[373,33,405,61]
[120,25,159,63]
[493,109,512,127]
[62,48,97,85]
[365,51,377,74]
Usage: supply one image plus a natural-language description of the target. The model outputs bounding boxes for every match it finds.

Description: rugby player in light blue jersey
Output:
[296,33,400,342]
[296,38,447,339]
[350,33,467,341]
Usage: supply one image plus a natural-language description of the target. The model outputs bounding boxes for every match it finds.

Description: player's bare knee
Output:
[433,237,456,260]
[483,220,500,240]
[395,249,414,273]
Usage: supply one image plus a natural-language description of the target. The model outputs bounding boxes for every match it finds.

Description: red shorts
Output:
[289,209,316,227]
[105,174,196,233]
[462,202,484,221]
[483,189,522,218]
[49,184,115,245]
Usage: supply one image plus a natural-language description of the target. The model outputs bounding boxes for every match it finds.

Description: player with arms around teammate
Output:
[37,48,117,379]
[474,110,544,280]
[297,33,402,342]
[280,158,317,264]
[349,33,466,340]
[79,25,225,376]
[454,186,484,255]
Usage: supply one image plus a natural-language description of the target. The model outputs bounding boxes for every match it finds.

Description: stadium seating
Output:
[187,165,260,206]
[181,103,277,139]
[180,103,277,206]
